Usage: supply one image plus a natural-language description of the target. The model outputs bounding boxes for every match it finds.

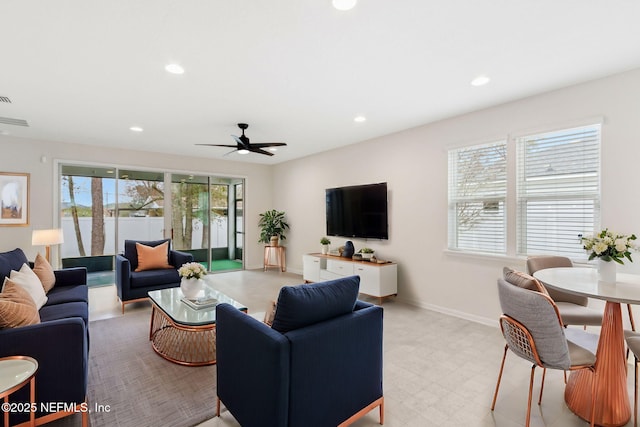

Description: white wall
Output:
[274,68,640,325]
[0,138,273,269]
[2,68,640,325]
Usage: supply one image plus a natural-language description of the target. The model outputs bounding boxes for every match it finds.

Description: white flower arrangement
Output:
[178,262,207,280]
[581,228,637,264]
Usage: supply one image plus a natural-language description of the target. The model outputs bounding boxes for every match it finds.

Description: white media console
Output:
[302,253,397,303]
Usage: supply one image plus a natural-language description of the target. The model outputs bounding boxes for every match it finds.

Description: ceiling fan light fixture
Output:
[237,149,250,155]
[332,0,357,11]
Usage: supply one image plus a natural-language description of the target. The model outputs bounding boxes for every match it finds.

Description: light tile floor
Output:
[89,270,639,427]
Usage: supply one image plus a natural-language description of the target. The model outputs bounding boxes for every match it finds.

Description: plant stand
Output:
[264,246,286,272]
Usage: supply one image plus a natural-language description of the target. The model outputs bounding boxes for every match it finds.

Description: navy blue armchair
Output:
[115,239,193,313]
[216,276,384,427]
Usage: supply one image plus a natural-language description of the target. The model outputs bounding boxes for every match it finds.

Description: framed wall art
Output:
[0,172,29,226]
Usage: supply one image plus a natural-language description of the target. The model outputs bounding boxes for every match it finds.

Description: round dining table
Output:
[534,267,640,427]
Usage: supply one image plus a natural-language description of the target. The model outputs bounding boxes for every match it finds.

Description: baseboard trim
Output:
[395,296,497,328]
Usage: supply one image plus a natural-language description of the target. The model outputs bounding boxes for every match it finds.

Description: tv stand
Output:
[302,253,397,304]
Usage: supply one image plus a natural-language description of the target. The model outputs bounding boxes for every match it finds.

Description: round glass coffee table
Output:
[1,355,38,427]
[148,285,247,366]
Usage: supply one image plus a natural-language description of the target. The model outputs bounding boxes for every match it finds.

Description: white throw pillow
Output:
[9,263,48,309]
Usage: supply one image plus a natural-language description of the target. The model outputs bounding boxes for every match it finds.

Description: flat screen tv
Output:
[326,182,388,240]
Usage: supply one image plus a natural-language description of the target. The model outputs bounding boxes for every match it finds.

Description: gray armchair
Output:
[492,278,597,427]
[526,256,603,327]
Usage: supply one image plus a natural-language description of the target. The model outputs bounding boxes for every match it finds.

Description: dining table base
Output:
[564,301,630,427]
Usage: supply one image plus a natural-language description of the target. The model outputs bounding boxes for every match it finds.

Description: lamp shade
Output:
[32,228,64,246]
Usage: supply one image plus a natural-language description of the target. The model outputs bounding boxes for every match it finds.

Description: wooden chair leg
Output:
[216,397,221,417]
[491,345,508,410]
[379,397,384,425]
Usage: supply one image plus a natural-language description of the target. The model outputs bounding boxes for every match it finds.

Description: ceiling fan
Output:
[196,123,287,156]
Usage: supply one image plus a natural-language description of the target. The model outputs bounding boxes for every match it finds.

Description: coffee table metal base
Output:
[149,303,217,366]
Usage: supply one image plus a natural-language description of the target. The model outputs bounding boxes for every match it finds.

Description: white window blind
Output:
[516,124,600,259]
[448,141,507,254]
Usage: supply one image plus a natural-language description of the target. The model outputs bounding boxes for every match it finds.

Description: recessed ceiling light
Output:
[354,115,366,123]
[165,63,185,75]
[268,147,278,152]
[237,149,249,155]
[106,170,114,174]
[471,75,491,87]
[130,126,144,132]
[332,0,357,11]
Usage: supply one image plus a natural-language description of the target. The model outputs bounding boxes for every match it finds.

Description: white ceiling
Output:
[2,1,640,165]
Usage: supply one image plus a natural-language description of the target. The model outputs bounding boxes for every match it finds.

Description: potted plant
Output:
[178,262,207,299]
[320,237,331,255]
[258,209,290,246]
[359,247,375,260]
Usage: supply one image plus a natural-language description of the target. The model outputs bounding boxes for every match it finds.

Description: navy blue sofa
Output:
[115,239,193,313]
[216,276,384,427]
[0,248,89,426]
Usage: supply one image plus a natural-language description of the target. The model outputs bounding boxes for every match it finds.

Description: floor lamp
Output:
[32,228,64,263]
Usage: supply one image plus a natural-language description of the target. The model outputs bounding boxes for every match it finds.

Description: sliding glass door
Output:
[170,173,211,268]
[60,165,116,285]
[170,175,244,272]
[59,163,244,286]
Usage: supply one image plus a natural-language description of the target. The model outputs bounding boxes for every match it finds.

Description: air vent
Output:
[0,117,29,127]
[0,96,11,103]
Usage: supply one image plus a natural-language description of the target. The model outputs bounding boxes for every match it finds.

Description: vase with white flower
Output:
[178,262,207,299]
[582,229,637,283]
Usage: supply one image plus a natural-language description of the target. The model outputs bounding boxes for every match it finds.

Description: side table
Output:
[0,356,38,427]
[264,246,286,272]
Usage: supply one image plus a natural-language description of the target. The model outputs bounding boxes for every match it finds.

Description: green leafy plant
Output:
[320,237,331,245]
[258,210,290,244]
[582,228,637,264]
[360,247,374,254]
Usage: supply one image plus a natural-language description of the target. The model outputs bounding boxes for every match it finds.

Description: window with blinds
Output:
[448,141,507,254]
[516,124,600,259]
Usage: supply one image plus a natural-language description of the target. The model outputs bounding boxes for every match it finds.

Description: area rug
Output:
[51,308,216,427]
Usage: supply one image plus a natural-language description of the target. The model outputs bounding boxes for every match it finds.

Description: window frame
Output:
[447,121,602,260]
[448,140,508,254]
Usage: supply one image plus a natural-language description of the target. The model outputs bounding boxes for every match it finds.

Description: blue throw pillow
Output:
[271,276,360,333]
[0,248,29,283]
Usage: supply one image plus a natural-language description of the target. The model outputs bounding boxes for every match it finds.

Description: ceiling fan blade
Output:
[195,143,238,148]
[250,142,287,148]
[249,147,275,156]
[223,149,238,157]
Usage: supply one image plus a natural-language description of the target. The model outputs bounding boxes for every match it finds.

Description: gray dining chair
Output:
[492,278,597,427]
[626,330,640,427]
[526,256,604,327]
